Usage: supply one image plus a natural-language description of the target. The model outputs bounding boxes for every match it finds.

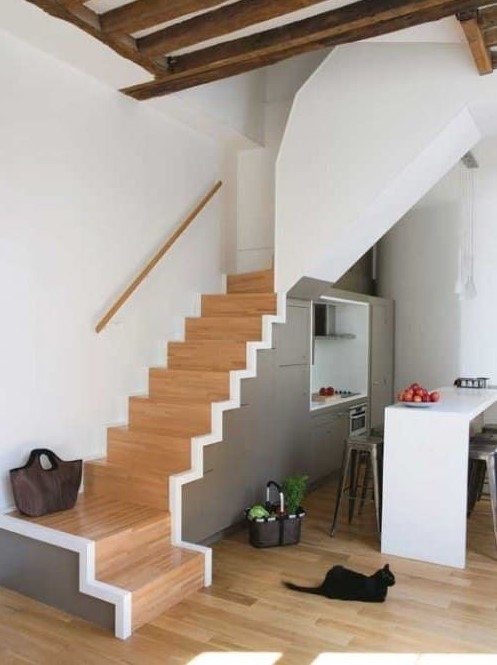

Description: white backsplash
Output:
[311,302,369,394]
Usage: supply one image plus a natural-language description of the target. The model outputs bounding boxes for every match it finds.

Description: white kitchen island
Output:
[381,387,497,568]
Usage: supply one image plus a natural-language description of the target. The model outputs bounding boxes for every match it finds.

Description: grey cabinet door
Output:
[274,364,311,478]
[369,300,394,430]
[274,301,311,366]
[310,409,349,483]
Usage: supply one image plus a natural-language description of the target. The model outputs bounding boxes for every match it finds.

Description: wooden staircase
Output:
[14,268,276,636]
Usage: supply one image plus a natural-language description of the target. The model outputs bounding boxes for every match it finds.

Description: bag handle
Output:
[24,449,61,470]
[265,480,284,513]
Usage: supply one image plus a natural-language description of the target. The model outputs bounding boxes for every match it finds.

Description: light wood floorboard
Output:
[2,479,497,662]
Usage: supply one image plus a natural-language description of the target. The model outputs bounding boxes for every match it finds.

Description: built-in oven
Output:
[349,403,368,437]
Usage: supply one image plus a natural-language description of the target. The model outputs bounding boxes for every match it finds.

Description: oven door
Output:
[349,404,368,436]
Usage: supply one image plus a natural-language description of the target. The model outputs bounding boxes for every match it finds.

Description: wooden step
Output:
[15,495,167,542]
[148,368,230,403]
[95,511,171,579]
[107,427,191,472]
[185,316,262,341]
[16,494,172,580]
[227,268,274,294]
[100,546,204,631]
[84,459,169,511]
[167,340,247,372]
[129,397,211,437]
[201,293,277,318]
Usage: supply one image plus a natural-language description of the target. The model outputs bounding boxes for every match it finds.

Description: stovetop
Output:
[335,390,361,397]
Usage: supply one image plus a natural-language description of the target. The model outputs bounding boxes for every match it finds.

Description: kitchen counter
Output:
[381,386,497,568]
[310,393,368,412]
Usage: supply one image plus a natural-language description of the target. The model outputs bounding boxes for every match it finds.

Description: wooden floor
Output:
[2,479,497,663]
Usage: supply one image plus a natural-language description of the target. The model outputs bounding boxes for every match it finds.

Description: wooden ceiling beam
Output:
[479,4,497,30]
[484,25,497,45]
[58,0,88,6]
[100,0,225,36]
[138,0,334,58]
[457,10,493,74]
[123,0,486,100]
[23,0,167,76]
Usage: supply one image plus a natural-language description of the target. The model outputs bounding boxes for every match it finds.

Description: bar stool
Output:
[467,440,497,548]
[330,434,383,537]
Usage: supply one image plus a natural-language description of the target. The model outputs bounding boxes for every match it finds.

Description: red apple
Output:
[413,395,422,403]
[404,390,414,402]
[319,387,326,396]
[326,386,335,396]
[430,391,440,402]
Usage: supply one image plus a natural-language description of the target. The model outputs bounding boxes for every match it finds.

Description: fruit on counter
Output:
[319,386,335,396]
[397,383,441,403]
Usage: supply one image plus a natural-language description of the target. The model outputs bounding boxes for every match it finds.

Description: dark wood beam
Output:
[484,25,497,45]
[100,0,225,36]
[457,10,493,74]
[138,0,333,58]
[23,0,167,76]
[123,0,485,100]
[479,4,497,30]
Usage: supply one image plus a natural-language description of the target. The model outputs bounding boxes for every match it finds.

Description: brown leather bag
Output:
[10,449,82,517]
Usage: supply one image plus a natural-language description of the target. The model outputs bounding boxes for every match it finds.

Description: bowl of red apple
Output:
[397,383,440,407]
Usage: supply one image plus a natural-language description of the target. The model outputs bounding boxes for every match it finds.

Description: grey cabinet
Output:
[310,408,349,483]
[274,301,311,366]
[369,299,394,431]
[274,364,311,477]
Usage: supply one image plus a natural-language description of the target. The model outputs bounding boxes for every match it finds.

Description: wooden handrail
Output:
[95,180,223,333]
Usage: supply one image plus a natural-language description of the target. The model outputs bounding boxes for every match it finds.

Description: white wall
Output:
[0,30,225,510]
[378,139,497,420]
[236,52,327,272]
[274,42,497,294]
[0,0,267,146]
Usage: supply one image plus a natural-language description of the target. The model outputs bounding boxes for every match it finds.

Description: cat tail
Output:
[283,581,323,595]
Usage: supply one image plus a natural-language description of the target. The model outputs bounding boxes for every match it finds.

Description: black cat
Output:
[283,563,395,602]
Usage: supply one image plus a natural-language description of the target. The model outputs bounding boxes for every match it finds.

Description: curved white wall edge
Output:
[0,513,132,639]
[168,290,287,585]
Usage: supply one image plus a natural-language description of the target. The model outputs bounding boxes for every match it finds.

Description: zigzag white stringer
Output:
[168,290,287,586]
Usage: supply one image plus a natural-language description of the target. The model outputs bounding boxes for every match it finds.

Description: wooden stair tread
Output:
[129,395,212,406]
[147,368,230,401]
[201,293,277,317]
[108,426,192,449]
[85,457,170,477]
[100,545,202,590]
[185,316,263,341]
[12,494,169,542]
[226,269,274,294]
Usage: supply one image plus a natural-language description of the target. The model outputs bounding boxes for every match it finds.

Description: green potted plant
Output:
[246,474,308,548]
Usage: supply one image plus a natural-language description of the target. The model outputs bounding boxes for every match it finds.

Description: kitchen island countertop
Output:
[382,386,497,568]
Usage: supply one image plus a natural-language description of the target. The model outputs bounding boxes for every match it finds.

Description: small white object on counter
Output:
[381,387,497,568]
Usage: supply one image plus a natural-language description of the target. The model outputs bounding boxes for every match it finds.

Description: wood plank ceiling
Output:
[24,0,497,100]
